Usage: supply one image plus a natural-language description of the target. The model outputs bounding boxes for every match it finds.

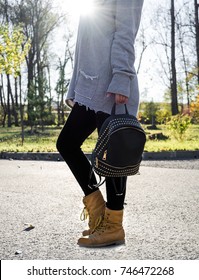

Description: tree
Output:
[148,0,199,113]
[0,24,30,127]
[55,32,74,126]
[0,23,30,144]
[0,74,6,126]
[194,0,199,84]
[9,0,62,128]
[141,101,160,125]
[176,10,191,110]
[149,2,179,114]
[136,25,150,74]
[55,58,69,126]
[170,0,179,115]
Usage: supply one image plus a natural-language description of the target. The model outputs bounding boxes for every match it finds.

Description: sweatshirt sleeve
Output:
[107,0,144,97]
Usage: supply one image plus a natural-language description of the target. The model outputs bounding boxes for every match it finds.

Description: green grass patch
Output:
[143,124,199,152]
[0,126,59,152]
[0,124,199,153]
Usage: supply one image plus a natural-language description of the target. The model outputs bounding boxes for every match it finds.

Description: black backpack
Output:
[91,104,146,185]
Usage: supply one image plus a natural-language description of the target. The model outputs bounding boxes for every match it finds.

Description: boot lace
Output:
[93,213,110,234]
[80,207,89,221]
[90,215,103,233]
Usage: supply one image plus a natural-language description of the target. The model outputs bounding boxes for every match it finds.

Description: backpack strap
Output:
[88,165,126,195]
[88,166,106,189]
[111,103,129,115]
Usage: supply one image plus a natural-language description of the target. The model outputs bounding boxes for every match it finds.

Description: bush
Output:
[156,108,171,124]
[166,114,191,141]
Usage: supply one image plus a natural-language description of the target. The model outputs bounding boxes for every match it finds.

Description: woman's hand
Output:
[107,92,128,104]
[115,93,129,104]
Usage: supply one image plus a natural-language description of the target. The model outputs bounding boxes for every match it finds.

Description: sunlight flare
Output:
[67,0,95,19]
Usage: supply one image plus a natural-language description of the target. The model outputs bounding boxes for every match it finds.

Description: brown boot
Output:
[78,207,125,247]
[80,190,105,236]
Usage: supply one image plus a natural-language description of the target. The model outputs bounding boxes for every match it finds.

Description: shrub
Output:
[156,108,171,124]
[166,114,191,141]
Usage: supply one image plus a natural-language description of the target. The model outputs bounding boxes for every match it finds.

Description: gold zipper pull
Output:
[103,150,107,160]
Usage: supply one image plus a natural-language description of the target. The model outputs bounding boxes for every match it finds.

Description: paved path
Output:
[0,159,199,260]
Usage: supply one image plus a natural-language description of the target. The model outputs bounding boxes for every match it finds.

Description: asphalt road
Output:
[0,159,199,260]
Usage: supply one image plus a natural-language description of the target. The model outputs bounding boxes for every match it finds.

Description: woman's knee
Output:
[56,134,63,154]
[56,131,80,156]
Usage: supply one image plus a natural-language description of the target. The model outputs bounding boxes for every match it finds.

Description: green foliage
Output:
[139,102,172,124]
[166,114,191,140]
[140,101,160,124]
[55,56,70,125]
[0,24,31,77]
[27,75,55,128]
[156,106,171,124]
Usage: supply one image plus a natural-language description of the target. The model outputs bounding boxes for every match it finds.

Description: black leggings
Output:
[56,103,126,210]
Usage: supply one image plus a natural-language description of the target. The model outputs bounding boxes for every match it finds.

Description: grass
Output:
[0,124,199,153]
[143,124,199,152]
[0,126,59,153]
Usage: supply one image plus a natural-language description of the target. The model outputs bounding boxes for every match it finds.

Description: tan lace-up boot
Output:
[80,190,105,236]
[78,207,125,247]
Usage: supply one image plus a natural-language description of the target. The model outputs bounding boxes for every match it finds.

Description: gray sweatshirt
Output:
[67,0,144,116]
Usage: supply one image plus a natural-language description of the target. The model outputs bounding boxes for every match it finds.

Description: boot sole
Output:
[78,239,125,248]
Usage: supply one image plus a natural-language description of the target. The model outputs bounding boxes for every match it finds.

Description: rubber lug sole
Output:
[77,239,125,248]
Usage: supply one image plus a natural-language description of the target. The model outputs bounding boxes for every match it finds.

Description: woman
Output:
[57,0,144,247]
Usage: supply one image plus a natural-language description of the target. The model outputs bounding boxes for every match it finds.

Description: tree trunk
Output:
[9,80,19,126]
[19,75,24,145]
[0,75,7,127]
[61,90,65,124]
[47,65,52,114]
[57,95,61,127]
[27,51,34,126]
[195,0,199,84]
[178,25,190,110]
[9,78,19,126]
[7,74,12,127]
[170,0,179,115]
[14,77,19,125]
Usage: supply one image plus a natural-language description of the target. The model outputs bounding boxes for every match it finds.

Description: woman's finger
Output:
[115,94,128,104]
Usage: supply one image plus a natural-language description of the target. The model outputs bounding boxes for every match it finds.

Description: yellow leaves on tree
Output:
[190,94,199,123]
[0,25,31,77]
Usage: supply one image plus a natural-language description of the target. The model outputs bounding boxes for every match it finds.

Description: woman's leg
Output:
[105,177,127,210]
[96,112,127,210]
[78,110,126,247]
[56,103,97,196]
